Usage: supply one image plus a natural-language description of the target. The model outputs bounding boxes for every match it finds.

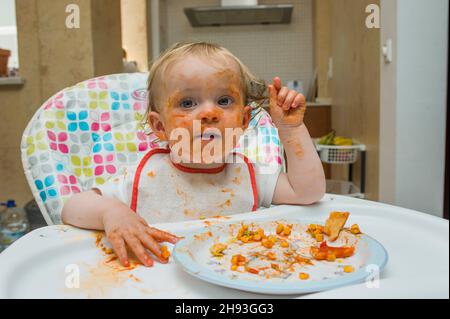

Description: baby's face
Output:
[149,55,252,165]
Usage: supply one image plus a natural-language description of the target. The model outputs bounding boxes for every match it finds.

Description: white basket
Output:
[326,180,364,198]
[314,139,365,164]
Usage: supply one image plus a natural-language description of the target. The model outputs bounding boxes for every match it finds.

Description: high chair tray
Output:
[0,195,448,299]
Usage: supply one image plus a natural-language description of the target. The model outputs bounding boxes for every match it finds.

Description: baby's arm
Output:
[268,77,326,205]
[62,189,179,267]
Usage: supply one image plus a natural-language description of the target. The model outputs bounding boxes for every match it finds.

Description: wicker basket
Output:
[315,139,366,164]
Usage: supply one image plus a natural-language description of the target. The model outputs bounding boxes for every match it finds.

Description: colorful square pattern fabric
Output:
[21,73,284,225]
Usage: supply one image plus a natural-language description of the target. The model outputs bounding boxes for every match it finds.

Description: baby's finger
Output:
[283,90,298,110]
[147,227,180,244]
[273,77,282,91]
[124,234,154,267]
[139,232,167,264]
[267,85,278,106]
[277,87,289,106]
[292,93,306,108]
[110,236,129,267]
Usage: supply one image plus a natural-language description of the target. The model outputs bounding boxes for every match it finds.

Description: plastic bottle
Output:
[0,200,30,252]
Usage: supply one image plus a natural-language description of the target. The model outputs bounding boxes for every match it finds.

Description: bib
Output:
[130,149,258,223]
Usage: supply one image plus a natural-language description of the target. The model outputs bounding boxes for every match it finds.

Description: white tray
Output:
[0,195,448,299]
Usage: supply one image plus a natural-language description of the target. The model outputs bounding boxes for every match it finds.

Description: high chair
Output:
[21,73,284,225]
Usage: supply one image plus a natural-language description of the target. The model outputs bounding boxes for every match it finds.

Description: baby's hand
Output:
[268,77,307,128]
[102,205,180,267]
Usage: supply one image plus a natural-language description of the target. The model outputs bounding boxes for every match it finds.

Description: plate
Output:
[173,219,389,295]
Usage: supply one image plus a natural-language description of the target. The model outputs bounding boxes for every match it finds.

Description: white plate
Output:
[173,219,388,295]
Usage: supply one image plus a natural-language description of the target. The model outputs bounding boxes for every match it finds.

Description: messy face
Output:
[148,55,252,165]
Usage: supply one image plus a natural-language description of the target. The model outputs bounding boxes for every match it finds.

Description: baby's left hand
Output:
[268,77,307,127]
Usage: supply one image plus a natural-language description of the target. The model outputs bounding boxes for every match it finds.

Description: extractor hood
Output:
[184,0,293,27]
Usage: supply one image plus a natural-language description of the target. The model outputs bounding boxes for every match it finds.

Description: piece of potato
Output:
[324,211,350,241]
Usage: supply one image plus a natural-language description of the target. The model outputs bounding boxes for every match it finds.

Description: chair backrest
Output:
[21,73,283,225]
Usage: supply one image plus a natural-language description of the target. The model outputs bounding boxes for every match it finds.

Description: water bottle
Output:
[0,200,30,252]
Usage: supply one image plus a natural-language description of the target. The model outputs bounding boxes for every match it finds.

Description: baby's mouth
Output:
[196,131,222,141]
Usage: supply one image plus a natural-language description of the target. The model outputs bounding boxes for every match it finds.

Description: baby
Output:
[62,42,325,267]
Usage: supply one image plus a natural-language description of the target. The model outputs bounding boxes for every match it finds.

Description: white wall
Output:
[0,0,19,68]
[380,0,448,217]
[162,0,314,92]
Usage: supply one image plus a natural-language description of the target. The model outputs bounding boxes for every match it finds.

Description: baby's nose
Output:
[198,104,221,123]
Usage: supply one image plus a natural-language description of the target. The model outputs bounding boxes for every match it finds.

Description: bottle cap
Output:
[6,200,16,208]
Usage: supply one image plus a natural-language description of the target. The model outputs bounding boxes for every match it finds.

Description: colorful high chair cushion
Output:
[21,73,284,225]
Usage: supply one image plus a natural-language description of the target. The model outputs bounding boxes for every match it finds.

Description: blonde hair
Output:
[146,42,267,113]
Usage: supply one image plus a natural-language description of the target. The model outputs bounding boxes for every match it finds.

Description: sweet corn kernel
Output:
[276,224,285,234]
[240,236,250,243]
[280,240,289,248]
[350,224,361,234]
[315,233,324,242]
[343,265,355,273]
[283,227,292,236]
[299,273,310,280]
[253,234,262,241]
[268,235,278,243]
[231,265,238,271]
[262,239,275,249]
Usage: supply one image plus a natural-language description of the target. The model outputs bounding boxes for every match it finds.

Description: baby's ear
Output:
[242,105,252,130]
[148,111,167,141]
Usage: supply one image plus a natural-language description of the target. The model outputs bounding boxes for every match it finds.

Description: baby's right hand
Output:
[102,205,180,267]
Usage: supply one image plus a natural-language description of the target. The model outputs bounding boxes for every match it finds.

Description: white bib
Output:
[130,149,258,224]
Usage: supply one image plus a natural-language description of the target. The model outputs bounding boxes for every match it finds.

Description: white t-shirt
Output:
[95,152,282,216]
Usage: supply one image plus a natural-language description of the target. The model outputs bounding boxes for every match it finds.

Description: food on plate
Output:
[210,243,228,257]
[350,224,361,235]
[206,212,361,280]
[324,211,350,241]
[343,265,355,273]
[299,272,310,280]
[237,224,265,243]
[310,241,355,261]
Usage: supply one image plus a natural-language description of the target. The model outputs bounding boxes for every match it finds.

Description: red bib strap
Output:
[130,148,170,212]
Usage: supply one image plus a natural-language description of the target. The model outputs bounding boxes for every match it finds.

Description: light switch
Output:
[382,39,393,63]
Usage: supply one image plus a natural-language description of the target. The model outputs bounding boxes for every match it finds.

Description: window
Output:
[0,0,19,71]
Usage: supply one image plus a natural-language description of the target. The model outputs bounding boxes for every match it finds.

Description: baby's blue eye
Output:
[180,99,196,108]
[218,96,234,106]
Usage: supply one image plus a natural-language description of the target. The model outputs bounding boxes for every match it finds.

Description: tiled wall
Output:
[162,0,314,93]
